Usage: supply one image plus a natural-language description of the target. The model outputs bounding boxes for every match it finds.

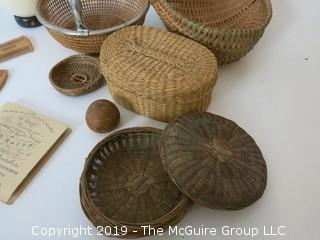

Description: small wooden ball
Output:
[86,99,120,133]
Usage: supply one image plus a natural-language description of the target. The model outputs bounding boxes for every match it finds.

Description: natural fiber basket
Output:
[150,0,272,64]
[160,112,267,210]
[49,54,104,96]
[80,128,193,238]
[100,26,218,122]
[36,0,149,53]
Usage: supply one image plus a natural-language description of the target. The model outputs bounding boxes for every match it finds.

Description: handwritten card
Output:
[0,103,69,204]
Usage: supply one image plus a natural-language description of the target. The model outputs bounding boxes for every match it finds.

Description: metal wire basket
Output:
[36,0,150,53]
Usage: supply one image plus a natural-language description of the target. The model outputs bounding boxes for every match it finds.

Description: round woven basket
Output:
[80,128,193,238]
[36,0,149,53]
[100,26,218,122]
[149,0,272,65]
[49,54,104,96]
[160,112,268,210]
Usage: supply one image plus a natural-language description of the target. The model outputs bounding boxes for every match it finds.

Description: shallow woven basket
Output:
[36,0,149,53]
[100,26,218,122]
[80,128,193,238]
[49,54,104,96]
[150,0,272,65]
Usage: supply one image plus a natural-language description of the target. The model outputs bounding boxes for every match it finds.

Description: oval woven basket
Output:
[80,128,193,238]
[100,26,218,122]
[150,0,272,65]
[36,0,149,53]
[160,112,267,210]
[49,54,104,96]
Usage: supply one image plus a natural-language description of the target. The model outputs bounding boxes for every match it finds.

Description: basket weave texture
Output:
[49,54,104,96]
[100,26,218,122]
[160,112,267,210]
[150,0,272,65]
[80,128,193,238]
[37,0,149,53]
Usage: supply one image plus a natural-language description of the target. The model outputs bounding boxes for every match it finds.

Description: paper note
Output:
[0,103,69,204]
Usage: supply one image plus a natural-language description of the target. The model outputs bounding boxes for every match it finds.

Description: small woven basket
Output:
[150,0,272,64]
[36,0,149,53]
[80,128,193,238]
[100,26,218,122]
[49,54,104,96]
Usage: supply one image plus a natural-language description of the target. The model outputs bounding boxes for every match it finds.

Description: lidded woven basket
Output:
[80,128,193,238]
[150,0,272,64]
[100,26,218,122]
[36,0,149,53]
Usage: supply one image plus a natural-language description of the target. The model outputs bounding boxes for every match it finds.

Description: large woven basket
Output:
[36,0,149,53]
[100,26,218,122]
[150,0,272,65]
[80,128,193,238]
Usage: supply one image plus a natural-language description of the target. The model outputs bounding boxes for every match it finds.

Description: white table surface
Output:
[0,1,319,239]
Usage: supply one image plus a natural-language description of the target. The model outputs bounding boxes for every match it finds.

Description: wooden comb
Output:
[0,36,33,63]
[0,70,8,90]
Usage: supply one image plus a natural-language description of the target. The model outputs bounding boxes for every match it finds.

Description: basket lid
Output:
[100,26,218,102]
[160,112,267,210]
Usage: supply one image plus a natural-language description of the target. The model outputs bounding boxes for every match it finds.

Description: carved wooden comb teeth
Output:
[0,36,33,63]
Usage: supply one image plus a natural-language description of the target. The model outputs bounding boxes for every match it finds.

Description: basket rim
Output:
[36,0,150,37]
[151,0,272,34]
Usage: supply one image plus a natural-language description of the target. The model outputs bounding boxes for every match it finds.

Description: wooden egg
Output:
[86,100,120,133]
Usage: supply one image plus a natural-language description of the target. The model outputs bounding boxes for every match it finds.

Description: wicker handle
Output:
[70,0,88,33]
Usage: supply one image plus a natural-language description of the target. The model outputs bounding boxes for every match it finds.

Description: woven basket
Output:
[160,112,267,210]
[80,128,193,238]
[49,54,104,96]
[36,0,149,53]
[100,26,218,122]
[150,0,272,65]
